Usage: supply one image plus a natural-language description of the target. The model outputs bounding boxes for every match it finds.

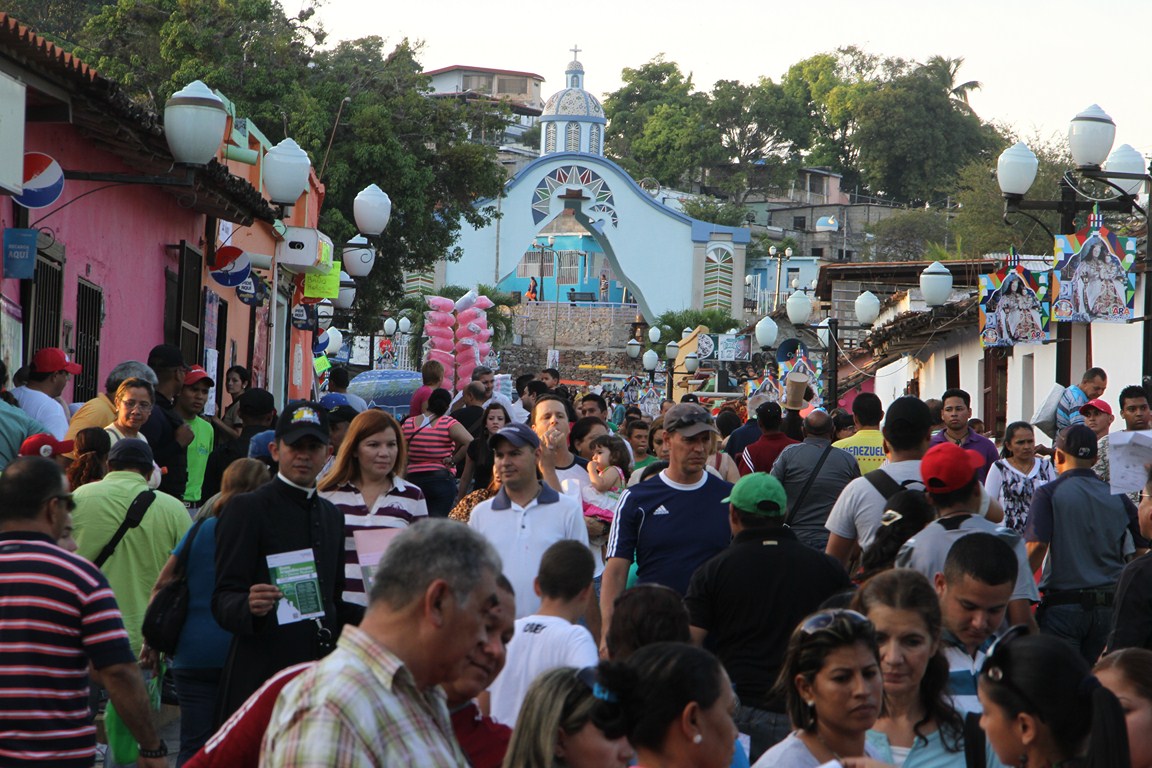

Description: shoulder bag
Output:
[93,490,156,568]
[142,518,206,655]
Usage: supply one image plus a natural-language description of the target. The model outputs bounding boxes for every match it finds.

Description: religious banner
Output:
[979,265,1050,348]
[694,333,752,362]
[1051,215,1136,323]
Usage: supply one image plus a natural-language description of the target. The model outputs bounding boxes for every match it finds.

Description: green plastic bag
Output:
[104,661,164,764]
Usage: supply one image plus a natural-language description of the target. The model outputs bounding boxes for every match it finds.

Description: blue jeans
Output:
[406,470,458,518]
[174,668,222,766]
[1037,603,1113,664]
[734,704,792,762]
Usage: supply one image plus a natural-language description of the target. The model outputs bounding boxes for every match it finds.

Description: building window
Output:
[946,355,961,390]
[785,267,800,291]
[792,216,807,230]
[496,76,528,96]
[589,124,601,154]
[517,250,555,278]
[704,247,734,313]
[164,240,203,363]
[811,247,824,259]
[462,74,493,93]
[565,122,580,151]
[73,280,102,402]
[808,174,824,194]
[556,250,581,285]
[545,124,557,153]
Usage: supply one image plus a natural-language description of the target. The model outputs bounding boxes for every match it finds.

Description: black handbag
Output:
[142,519,205,655]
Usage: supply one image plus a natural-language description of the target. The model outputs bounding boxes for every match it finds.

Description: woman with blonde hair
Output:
[319,409,427,606]
[502,666,634,768]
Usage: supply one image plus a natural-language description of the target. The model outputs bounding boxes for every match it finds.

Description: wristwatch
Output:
[139,741,168,758]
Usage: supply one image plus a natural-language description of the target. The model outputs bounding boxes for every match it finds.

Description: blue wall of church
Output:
[497,233,628,303]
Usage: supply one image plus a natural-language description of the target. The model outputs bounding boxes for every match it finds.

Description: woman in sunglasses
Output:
[978,630,1129,768]
[501,666,634,768]
[755,609,885,766]
[592,642,739,768]
[851,570,966,766]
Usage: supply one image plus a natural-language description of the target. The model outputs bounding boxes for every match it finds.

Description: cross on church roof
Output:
[570,44,581,59]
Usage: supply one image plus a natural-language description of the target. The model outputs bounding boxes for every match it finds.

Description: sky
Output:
[317,0,1152,159]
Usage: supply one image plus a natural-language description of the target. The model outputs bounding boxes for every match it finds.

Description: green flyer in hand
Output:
[267,548,326,624]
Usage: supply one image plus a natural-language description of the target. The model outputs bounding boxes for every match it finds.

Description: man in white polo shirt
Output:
[468,423,589,618]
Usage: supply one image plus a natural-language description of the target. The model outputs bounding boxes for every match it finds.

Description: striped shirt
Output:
[0,532,135,767]
[320,478,429,605]
[262,625,467,767]
[943,631,992,714]
[402,415,461,475]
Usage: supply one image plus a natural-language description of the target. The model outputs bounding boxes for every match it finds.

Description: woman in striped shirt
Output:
[318,410,428,605]
[401,388,473,518]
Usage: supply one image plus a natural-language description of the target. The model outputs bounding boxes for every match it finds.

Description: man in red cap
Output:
[896,441,1038,632]
[19,433,74,468]
[174,366,216,514]
[13,347,80,440]
[1081,398,1115,484]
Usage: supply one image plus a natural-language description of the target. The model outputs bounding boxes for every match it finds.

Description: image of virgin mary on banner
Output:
[1052,217,1136,322]
[980,265,1050,348]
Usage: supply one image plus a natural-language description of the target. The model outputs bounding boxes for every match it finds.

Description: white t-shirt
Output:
[487,614,599,727]
[825,460,924,549]
[13,386,70,439]
[469,485,589,618]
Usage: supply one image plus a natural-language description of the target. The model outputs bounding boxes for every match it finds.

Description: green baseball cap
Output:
[721,472,788,517]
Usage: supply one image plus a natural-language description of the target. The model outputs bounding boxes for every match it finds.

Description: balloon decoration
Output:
[421,290,496,392]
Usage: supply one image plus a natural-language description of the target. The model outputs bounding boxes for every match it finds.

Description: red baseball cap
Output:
[183,365,214,387]
[31,348,81,375]
[920,442,985,493]
[1079,398,1112,417]
[19,433,75,458]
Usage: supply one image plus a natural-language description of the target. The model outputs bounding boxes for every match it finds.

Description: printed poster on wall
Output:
[979,265,1050,348]
[1051,218,1136,323]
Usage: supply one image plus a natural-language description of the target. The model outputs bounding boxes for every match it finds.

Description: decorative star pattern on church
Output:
[531,165,619,227]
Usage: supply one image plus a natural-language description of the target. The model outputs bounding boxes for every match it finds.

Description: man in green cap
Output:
[684,472,850,761]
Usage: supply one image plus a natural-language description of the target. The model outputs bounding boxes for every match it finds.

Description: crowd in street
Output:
[3,348,1152,768]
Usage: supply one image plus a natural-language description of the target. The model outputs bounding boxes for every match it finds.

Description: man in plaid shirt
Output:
[260,519,504,766]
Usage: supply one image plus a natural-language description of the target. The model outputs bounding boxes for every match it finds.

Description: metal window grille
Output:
[517,251,554,278]
[73,280,102,402]
[556,251,581,285]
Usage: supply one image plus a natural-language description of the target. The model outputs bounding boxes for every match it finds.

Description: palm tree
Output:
[920,55,982,111]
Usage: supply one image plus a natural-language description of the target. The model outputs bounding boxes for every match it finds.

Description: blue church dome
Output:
[540,51,605,156]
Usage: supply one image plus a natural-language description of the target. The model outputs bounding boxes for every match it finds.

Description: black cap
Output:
[238,388,276,417]
[147,344,185,370]
[326,404,359,426]
[275,401,330,444]
[1056,424,1098,460]
[108,438,154,467]
[884,396,932,432]
[755,401,782,422]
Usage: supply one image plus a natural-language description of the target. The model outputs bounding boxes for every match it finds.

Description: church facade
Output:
[441,55,752,322]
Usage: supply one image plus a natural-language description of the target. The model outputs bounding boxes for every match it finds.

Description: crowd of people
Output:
[3,349,1152,768]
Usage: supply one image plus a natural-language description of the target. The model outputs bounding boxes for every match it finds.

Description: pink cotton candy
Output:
[426,295,455,312]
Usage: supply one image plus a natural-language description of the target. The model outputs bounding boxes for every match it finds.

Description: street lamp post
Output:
[665,340,680,401]
[769,246,793,310]
[997,104,1151,383]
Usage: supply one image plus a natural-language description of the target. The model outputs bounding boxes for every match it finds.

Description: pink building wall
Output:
[4,122,206,400]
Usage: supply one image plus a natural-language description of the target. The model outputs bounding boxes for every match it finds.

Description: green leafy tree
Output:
[853,64,1001,203]
[678,197,751,227]
[780,47,905,191]
[309,39,510,331]
[602,56,699,181]
[704,78,809,203]
[4,0,106,47]
[865,209,951,261]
